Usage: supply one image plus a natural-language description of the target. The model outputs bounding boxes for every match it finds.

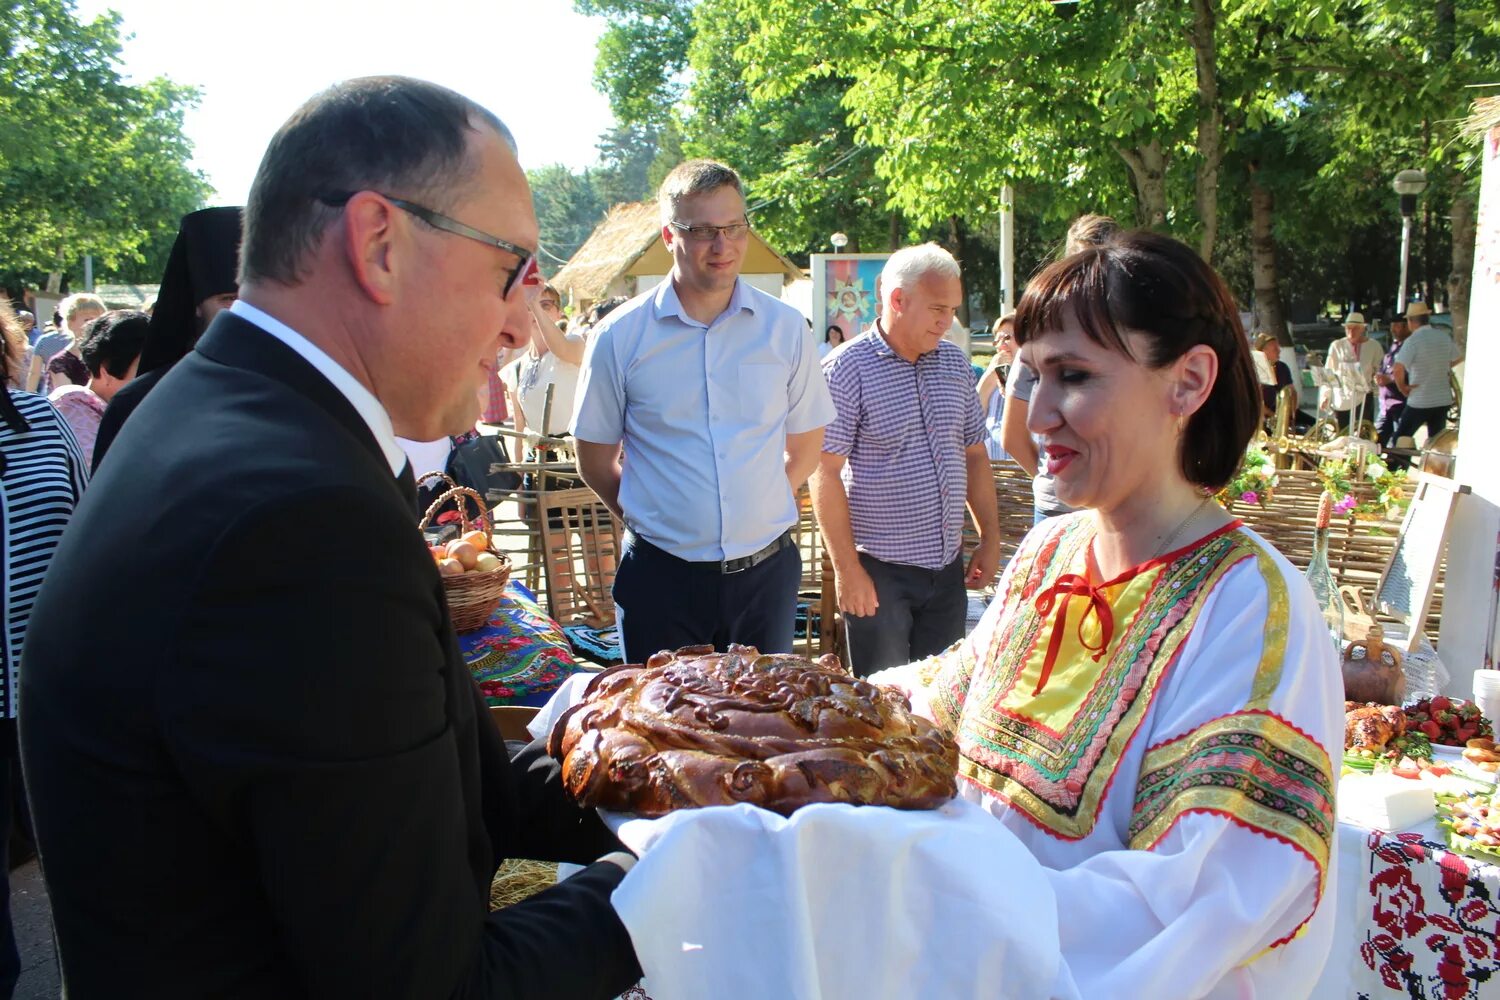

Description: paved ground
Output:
[11,861,59,999]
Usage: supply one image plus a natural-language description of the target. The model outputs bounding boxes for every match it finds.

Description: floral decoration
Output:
[1215,444,1278,510]
[1319,455,1409,521]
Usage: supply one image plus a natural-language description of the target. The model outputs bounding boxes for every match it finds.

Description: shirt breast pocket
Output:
[861,393,918,448]
[739,363,784,425]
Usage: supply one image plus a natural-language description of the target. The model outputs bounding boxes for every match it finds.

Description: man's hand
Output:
[966,536,1001,589]
[835,562,880,618]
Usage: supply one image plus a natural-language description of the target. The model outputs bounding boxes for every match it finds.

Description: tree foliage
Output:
[569,0,1497,325]
[0,0,211,293]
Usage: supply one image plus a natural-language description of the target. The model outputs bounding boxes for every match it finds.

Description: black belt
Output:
[717,530,795,574]
[634,529,795,575]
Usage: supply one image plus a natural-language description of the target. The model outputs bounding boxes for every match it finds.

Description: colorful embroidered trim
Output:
[1129,709,1334,949]
[1246,544,1291,709]
[954,520,1255,840]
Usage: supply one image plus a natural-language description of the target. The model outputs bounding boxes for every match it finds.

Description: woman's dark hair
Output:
[584,296,630,329]
[79,311,151,380]
[1013,230,1260,491]
[825,324,843,343]
[240,76,510,286]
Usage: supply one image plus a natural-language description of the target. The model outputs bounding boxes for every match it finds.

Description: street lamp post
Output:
[830,231,849,253]
[1392,169,1428,314]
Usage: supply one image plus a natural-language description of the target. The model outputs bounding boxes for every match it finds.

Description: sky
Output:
[74,0,618,204]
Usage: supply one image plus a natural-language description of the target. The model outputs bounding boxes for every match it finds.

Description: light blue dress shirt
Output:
[571,278,835,562]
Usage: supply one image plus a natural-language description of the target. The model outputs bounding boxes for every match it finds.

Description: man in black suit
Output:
[20,77,641,998]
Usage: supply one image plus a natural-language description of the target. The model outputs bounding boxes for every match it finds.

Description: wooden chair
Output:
[535,485,623,627]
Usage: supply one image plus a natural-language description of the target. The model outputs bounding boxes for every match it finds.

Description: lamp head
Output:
[1392,169,1428,197]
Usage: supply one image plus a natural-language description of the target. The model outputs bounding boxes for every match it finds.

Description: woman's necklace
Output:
[519,349,543,394]
[1150,494,1212,561]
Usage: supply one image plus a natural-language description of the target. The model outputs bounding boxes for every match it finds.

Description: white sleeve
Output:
[1047,548,1342,999]
[568,322,624,444]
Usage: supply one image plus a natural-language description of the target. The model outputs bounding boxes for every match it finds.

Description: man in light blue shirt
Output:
[572,159,835,663]
[1390,300,1462,465]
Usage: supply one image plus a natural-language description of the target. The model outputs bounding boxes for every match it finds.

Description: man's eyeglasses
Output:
[668,220,751,243]
[319,191,539,301]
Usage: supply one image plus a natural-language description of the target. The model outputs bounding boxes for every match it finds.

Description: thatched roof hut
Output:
[550,201,804,309]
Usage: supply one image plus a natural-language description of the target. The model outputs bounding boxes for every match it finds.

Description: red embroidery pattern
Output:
[1360,830,1500,999]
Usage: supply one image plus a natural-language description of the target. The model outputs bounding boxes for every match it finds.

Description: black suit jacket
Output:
[20,312,640,998]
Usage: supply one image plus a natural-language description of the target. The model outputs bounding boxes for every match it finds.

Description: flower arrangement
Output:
[1317,455,1408,520]
[1216,445,1278,510]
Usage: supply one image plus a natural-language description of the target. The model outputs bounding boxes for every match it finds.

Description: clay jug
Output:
[1342,625,1406,705]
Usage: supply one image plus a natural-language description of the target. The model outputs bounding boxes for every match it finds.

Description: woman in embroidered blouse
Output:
[877,231,1341,999]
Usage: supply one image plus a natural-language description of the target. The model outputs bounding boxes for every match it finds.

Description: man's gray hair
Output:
[881,243,960,304]
[240,76,513,286]
[657,159,743,223]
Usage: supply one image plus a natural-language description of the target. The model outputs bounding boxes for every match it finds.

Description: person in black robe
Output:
[91,206,242,471]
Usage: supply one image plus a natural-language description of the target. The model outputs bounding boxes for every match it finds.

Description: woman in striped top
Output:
[0,298,87,994]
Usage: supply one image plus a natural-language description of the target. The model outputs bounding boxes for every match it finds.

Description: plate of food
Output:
[1344,702,1446,778]
[1437,790,1500,863]
[1404,696,1494,750]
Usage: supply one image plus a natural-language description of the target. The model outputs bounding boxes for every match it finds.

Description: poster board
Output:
[809,253,889,345]
[1375,474,1471,652]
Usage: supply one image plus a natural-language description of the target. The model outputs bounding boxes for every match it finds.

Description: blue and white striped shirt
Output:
[821,324,984,570]
[1395,325,1460,409]
[3,390,87,718]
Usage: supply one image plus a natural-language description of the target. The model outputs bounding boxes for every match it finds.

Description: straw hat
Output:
[1343,311,1366,327]
[1405,301,1431,320]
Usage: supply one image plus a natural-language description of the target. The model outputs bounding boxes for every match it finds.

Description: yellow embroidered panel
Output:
[954,519,1258,840]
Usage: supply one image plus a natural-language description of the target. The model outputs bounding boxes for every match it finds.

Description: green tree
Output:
[528,163,608,271]
[0,0,210,294]
[576,0,694,130]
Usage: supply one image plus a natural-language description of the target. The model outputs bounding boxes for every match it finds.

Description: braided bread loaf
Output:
[547,644,958,817]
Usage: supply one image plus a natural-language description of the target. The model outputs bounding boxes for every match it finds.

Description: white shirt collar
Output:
[229,300,407,476]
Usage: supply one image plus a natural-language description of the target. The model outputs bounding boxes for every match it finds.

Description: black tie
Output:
[396,461,418,516]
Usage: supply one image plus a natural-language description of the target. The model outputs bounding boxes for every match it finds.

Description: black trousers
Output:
[1377,402,1406,449]
[0,720,20,997]
[844,553,967,678]
[1331,397,1374,431]
[613,533,801,664]
[1389,404,1450,470]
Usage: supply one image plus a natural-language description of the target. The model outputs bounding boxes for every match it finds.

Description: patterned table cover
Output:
[458,581,597,706]
[1355,826,1500,998]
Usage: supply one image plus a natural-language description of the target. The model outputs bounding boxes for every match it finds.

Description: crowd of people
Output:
[0,72,1391,998]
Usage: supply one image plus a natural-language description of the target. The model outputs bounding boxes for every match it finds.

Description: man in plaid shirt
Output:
[811,243,1002,676]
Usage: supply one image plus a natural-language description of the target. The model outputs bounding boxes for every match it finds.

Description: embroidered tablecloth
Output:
[1320,816,1500,999]
[1355,828,1500,999]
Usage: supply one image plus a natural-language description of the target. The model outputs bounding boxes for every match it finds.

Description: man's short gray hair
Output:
[881,243,960,305]
[658,159,743,223]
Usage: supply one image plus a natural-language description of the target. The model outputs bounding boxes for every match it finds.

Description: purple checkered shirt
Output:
[821,323,983,570]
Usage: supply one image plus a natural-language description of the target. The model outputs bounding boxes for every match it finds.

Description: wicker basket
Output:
[419,480,512,632]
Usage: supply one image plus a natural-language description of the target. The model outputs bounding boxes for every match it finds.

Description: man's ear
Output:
[661,223,676,251]
[1172,343,1219,418]
[342,193,399,306]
